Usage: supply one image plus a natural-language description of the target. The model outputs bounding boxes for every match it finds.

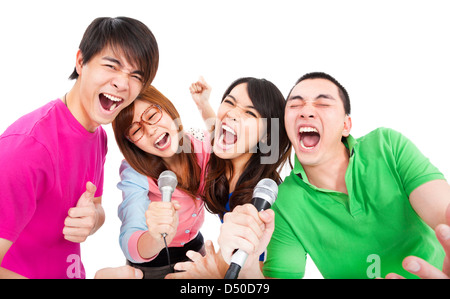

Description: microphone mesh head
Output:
[158,170,178,191]
[253,178,278,206]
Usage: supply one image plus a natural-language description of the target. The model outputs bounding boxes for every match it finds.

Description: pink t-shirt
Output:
[0,100,107,279]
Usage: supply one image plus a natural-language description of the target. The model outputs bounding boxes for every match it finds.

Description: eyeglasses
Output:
[125,105,163,143]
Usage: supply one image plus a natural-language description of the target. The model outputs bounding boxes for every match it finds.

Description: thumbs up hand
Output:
[76,181,97,207]
[63,182,100,243]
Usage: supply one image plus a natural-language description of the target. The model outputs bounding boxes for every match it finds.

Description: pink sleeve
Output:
[0,135,54,242]
[188,129,211,168]
[128,230,158,263]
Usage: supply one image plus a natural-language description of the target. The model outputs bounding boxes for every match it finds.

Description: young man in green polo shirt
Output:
[218,72,450,279]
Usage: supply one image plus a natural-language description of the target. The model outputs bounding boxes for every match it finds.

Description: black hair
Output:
[69,17,159,87]
[204,77,292,217]
[289,72,351,115]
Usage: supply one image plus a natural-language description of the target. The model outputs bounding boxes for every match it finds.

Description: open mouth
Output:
[217,124,237,148]
[154,132,170,150]
[299,126,320,150]
[99,93,124,112]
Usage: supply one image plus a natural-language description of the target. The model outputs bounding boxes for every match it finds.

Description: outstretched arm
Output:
[190,76,216,130]
[409,179,450,229]
[386,203,450,279]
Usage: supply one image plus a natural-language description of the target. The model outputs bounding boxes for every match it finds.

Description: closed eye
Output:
[132,75,143,82]
[246,110,257,117]
[224,99,234,105]
[287,102,303,109]
[131,127,141,136]
[145,112,158,121]
[104,64,117,70]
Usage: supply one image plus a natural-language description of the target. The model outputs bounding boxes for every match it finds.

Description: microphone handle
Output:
[161,187,173,203]
[251,197,272,211]
[224,249,248,279]
[224,263,241,279]
[161,188,173,237]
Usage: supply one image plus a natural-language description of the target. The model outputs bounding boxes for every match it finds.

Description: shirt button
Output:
[192,213,197,217]
[185,229,190,234]
[181,242,185,245]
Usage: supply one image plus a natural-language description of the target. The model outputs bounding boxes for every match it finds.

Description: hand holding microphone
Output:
[220,179,277,279]
[145,171,180,242]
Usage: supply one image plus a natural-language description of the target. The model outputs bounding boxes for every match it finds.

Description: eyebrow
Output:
[287,94,336,101]
[102,56,144,76]
[225,94,257,110]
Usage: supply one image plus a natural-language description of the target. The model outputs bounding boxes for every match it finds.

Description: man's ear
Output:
[75,50,84,76]
[342,115,352,137]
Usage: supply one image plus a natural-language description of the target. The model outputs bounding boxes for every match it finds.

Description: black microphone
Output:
[157,170,178,237]
[224,178,278,279]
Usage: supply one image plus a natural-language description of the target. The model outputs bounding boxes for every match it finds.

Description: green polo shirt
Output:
[263,127,445,279]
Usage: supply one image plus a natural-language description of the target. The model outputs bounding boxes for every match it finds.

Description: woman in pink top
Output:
[112,85,211,279]
[166,76,291,279]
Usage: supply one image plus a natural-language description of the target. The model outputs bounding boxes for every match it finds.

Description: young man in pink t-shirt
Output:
[0,17,159,279]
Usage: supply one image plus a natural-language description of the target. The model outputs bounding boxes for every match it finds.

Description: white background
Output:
[1,0,449,279]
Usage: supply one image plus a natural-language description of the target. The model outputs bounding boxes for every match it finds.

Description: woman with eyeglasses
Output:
[112,85,211,279]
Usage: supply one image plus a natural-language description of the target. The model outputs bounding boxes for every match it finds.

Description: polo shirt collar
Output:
[345,134,357,156]
[292,134,363,216]
[293,134,357,183]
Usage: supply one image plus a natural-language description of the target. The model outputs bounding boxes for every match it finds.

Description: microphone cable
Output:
[162,233,174,273]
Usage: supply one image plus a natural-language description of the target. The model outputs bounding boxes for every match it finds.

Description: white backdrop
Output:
[1,0,449,279]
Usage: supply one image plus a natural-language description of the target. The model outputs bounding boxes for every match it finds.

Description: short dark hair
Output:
[69,17,159,87]
[289,72,351,115]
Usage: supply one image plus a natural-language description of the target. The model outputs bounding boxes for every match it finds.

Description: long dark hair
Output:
[204,77,291,218]
[112,85,201,199]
